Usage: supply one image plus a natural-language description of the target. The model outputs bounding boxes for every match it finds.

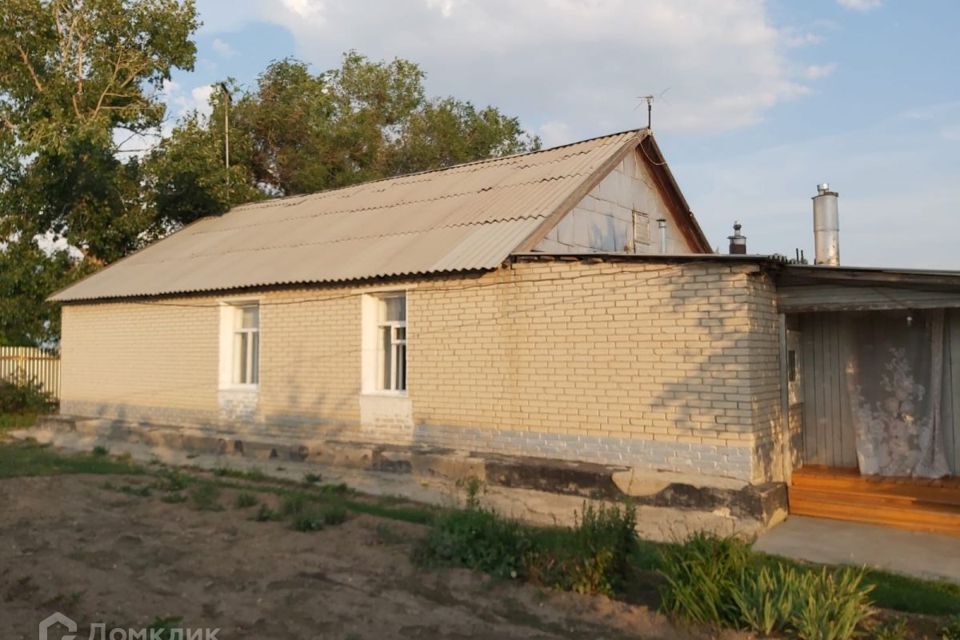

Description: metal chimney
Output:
[812,183,840,265]
[656,219,667,253]
[728,221,747,254]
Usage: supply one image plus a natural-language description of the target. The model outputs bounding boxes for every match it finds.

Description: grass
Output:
[252,504,282,522]
[0,436,955,619]
[212,466,268,482]
[0,412,38,433]
[414,496,960,618]
[188,482,223,511]
[0,439,144,478]
[291,504,348,532]
[116,483,152,498]
[234,492,258,508]
[754,553,960,617]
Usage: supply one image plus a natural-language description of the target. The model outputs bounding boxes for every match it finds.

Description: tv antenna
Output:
[636,88,670,129]
[219,82,231,199]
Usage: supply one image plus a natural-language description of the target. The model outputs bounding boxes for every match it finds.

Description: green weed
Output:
[188,483,223,511]
[234,492,258,508]
[154,469,191,492]
[291,505,348,532]
[941,616,960,640]
[0,440,143,478]
[252,504,281,522]
[659,533,874,639]
[213,467,267,481]
[0,375,56,414]
[117,483,151,498]
[146,616,184,640]
[872,618,909,640]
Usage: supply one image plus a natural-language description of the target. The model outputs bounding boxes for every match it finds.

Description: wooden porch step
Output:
[789,494,960,538]
[789,468,960,538]
[792,477,960,508]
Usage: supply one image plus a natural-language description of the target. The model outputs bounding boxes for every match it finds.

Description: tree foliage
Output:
[0,0,198,345]
[0,238,89,345]
[0,5,537,346]
[146,53,540,225]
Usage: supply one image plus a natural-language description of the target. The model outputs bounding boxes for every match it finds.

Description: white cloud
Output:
[426,0,461,18]
[941,125,960,142]
[539,120,574,148]
[783,30,823,48]
[163,80,216,120]
[804,63,837,80]
[211,37,238,58]
[280,0,324,20]
[837,0,883,11]
[219,0,815,142]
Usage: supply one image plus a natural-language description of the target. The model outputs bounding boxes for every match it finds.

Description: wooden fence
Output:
[0,346,61,400]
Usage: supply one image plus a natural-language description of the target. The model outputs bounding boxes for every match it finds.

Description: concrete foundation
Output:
[17,415,788,541]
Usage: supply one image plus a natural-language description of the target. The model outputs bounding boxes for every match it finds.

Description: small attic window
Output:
[633,210,651,250]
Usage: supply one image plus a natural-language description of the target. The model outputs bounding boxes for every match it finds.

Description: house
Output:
[46,129,960,536]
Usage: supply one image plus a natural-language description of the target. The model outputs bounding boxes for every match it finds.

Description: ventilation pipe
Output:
[728,221,747,254]
[812,183,840,265]
[657,219,667,253]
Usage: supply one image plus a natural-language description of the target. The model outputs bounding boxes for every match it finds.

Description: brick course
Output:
[60,259,782,482]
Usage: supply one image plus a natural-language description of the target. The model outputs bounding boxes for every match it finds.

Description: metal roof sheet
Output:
[52,130,644,302]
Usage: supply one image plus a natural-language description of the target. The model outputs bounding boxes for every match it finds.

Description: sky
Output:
[159,0,960,268]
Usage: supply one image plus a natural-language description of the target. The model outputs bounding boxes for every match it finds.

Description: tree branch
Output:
[15,44,44,93]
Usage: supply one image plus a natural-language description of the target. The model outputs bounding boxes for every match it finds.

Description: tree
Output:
[0,238,88,346]
[0,0,198,265]
[146,52,539,224]
[0,0,198,345]
[0,5,534,346]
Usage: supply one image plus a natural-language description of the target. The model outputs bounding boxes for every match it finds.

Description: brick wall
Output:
[60,258,783,482]
[61,299,219,424]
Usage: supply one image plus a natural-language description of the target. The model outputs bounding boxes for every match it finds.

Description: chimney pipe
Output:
[657,219,667,253]
[812,183,840,265]
[728,221,747,254]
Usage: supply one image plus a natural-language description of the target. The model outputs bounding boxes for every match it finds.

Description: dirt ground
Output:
[0,474,743,640]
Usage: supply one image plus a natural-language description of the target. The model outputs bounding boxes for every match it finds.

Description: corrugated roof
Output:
[52,130,644,302]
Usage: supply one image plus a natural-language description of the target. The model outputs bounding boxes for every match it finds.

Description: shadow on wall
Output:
[405,262,783,484]
[67,264,783,485]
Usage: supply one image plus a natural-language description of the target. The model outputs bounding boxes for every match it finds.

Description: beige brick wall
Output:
[60,259,783,482]
[61,299,220,422]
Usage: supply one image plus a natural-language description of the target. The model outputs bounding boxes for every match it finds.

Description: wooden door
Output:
[798,313,859,468]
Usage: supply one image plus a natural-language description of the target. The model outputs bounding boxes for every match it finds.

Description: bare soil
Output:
[0,474,743,640]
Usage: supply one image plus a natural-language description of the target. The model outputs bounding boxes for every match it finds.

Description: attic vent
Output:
[632,210,651,250]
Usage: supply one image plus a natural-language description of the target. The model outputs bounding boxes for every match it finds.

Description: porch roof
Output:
[777,264,960,313]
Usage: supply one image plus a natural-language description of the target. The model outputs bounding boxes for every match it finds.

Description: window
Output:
[231,304,259,385]
[376,294,406,392]
[632,210,650,251]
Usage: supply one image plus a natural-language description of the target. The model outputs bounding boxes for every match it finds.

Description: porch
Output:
[777,265,960,536]
[789,465,960,537]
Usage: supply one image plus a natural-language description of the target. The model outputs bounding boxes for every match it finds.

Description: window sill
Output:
[361,390,408,398]
[219,384,260,393]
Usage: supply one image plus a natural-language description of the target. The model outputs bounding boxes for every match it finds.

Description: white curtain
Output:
[844,310,951,478]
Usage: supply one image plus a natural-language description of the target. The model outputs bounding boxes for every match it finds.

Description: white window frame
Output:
[378,294,406,392]
[361,291,408,396]
[219,299,261,390]
[632,209,651,252]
